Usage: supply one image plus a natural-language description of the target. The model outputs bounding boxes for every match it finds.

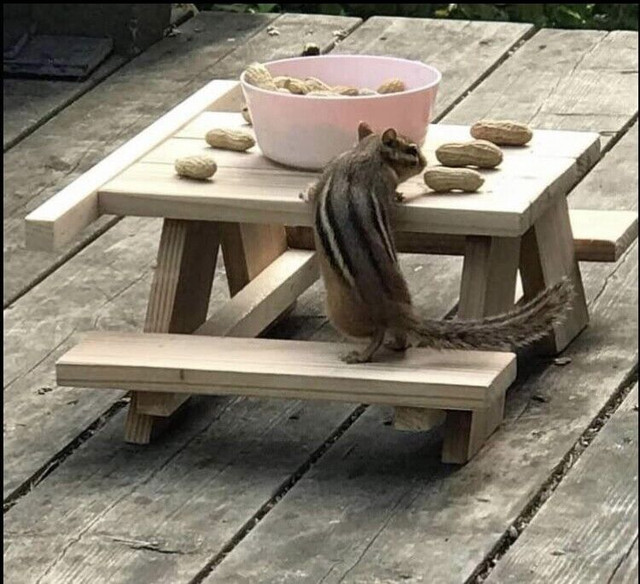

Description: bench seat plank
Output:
[57,333,516,411]
[287,209,638,263]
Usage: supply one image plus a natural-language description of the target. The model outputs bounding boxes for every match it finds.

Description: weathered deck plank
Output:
[446,29,638,150]
[3,17,535,583]
[611,537,639,584]
[196,30,639,583]
[2,11,281,306]
[200,242,639,584]
[3,55,127,151]
[485,384,638,584]
[3,11,363,498]
[332,16,533,120]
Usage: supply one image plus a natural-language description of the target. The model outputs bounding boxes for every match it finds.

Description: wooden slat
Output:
[99,120,597,237]
[572,209,638,261]
[520,196,589,353]
[445,29,638,150]
[196,249,319,338]
[136,249,320,416]
[486,384,638,584]
[57,333,516,411]
[124,219,220,440]
[219,222,288,297]
[610,538,639,584]
[288,209,638,263]
[23,80,239,251]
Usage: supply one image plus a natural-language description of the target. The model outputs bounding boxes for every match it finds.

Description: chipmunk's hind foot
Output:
[341,329,385,364]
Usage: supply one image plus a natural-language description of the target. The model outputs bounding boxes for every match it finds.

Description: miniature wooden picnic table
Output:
[25,80,637,464]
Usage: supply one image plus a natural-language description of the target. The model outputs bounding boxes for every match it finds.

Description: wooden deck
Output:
[3,11,638,584]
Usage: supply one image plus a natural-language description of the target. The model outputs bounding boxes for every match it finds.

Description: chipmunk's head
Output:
[357,122,426,182]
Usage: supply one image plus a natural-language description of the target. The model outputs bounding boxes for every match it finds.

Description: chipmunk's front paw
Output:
[394,191,405,203]
[341,350,371,364]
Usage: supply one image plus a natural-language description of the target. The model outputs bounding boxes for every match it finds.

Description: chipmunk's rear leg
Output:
[385,329,409,352]
[342,329,386,364]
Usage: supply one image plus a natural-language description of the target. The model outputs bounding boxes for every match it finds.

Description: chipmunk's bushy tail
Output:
[406,278,575,351]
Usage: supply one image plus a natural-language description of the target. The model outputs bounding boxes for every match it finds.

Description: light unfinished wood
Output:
[571,209,638,261]
[196,249,318,338]
[57,333,517,412]
[458,236,521,318]
[8,12,527,502]
[98,111,600,237]
[24,80,239,251]
[393,235,518,440]
[288,208,638,263]
[520,196,589,353]
[220,223,289,297]
[125,219,220,442]
[439,235,520,463]
[136,250,320,416]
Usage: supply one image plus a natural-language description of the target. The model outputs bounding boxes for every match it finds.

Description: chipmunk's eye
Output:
[407,145,418,156]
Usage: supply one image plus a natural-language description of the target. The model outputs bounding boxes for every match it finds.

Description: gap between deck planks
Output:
[199,32,638,583]
[3,11,360,306]
[3,16,533,501]
[484,383,638,584]
[3,21,638,584]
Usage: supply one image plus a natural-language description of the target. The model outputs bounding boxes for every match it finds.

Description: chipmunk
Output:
[303,122,574,363]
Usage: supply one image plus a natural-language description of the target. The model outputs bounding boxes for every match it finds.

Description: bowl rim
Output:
[240,54,442,100]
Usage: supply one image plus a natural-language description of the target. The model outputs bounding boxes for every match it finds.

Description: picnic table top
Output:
[4,10,638,584]
[96,108,600,236]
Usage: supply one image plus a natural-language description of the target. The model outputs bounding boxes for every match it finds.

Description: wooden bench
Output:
[56,332,517,464]
[287,209,639,263]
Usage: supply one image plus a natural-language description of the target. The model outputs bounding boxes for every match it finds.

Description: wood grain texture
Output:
[136,249,319,417]
[332,17,533,120]
[610,538,639,584]
[99,116,598,237]
[441,236,520,463]
[57,333,516,411]
[125,219,220,440]
[200,29,639,583]
[203,241,638,584]
[3,55,128,151]
[445,29,638,149]
[5,11,358,305]
[5,19,637,584]
[3,11,365,499]
[486,384,638,584]
[24,80,238,252]
[520,196,590,353]
[3,19,538,582]
[220,223,288,297]
[195,249,319,339]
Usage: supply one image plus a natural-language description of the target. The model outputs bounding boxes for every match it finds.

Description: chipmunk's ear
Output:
[357,122,374,141]
[381,128,397,146]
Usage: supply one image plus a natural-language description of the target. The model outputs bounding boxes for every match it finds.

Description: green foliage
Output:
[199,3,638,30]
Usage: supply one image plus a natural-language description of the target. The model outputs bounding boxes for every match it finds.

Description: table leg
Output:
[220,223,295,332]
[124,219,220,443]
[221,223,288,296]
[442,236,520,464]
[520,196,589,353]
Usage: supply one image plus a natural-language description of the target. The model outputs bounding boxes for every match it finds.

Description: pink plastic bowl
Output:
[240,55,441,170]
